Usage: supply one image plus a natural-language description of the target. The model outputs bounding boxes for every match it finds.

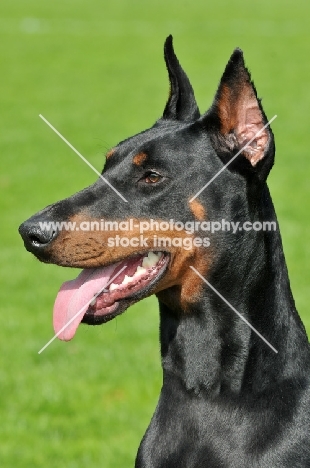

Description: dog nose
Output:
[19,221,57,252]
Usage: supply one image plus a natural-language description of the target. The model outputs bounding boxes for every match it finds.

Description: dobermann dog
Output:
[19,36,310,467]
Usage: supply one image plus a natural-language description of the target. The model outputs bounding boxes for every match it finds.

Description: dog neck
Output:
[158,186,310,397]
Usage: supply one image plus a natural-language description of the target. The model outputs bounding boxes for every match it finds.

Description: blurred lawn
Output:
[1,0,310,466]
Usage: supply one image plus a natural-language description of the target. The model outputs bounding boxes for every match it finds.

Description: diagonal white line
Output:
[39,114,128,202]
[190,266,278,354]
[38,265,127,354]
[190,115,277,202]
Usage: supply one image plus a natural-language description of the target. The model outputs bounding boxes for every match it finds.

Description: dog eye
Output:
[143,171,162,184]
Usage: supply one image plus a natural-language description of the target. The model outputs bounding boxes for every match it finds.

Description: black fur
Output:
[19,37,310,467]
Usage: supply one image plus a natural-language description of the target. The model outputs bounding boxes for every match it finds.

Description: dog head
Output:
[19,36,275,341]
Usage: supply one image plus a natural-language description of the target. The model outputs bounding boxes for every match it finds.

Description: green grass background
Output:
[1,0,310,466]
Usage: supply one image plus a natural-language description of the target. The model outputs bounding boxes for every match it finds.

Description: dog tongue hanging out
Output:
[19,36,310,467]
[53,252,166,340]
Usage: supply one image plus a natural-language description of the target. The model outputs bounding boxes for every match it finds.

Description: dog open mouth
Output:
[53,251,169,341]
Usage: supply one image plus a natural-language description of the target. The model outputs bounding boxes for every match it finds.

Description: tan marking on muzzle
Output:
[44,214,212,312]
[189,199,205,221]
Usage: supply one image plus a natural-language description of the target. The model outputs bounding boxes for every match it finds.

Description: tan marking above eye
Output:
[133,152,147,166]
[106,148,115,159]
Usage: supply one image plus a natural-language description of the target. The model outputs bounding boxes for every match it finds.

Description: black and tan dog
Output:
[19,37,310,467]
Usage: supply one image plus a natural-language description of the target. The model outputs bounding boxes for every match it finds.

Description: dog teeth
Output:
[108,252,163,291]
[142,251,162,269]
[90,297,96,306]
[136,265,147,274]
[122,275,131,286]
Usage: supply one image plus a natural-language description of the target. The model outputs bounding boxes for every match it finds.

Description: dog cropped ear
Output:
[203,49,274,180]
[162,36,200,122]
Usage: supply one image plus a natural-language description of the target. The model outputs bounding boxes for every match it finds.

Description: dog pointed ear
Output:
[202,49,275,180]
[162,36,200,122]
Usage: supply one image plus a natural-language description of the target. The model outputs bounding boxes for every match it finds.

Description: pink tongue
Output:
[53,264,119,341]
